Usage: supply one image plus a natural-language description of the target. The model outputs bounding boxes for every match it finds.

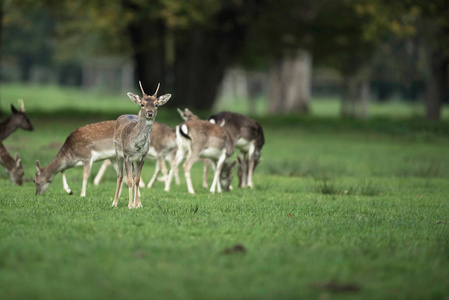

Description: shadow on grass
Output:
[313,179,383,196]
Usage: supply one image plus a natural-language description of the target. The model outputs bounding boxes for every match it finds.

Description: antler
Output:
[153,83,160,97]
[18,99,25,112]
[138,81,147,96]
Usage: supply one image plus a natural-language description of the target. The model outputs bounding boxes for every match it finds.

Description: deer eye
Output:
[141,104,144,107]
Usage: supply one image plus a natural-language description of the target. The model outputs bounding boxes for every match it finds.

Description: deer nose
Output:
[146,111,154,118]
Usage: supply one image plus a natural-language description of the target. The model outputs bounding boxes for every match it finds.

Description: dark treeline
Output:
[1,0,448,120]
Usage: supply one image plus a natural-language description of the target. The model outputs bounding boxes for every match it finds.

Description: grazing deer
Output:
[112,82,171,208]
[34,120,116,196]
[93,121,180,188]
[0,141,24,185]
[0,99,34,140]
[208,111,264,188]
[165,116,236,194]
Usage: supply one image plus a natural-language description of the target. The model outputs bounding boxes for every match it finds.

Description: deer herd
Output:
[0,82,265,208]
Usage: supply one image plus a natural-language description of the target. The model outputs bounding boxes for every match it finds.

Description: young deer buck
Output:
[112,82,171,209]
[93,121,180,188]
[208,111,264,188]
[0,141,24,185]
[34,120,116,196]
[0,99,34,140]
[165,115,236,194]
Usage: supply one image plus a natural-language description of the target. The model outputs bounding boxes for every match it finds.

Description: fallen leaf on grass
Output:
[133,250,146,259]
[221,244,247,255]
[312,279,361,293]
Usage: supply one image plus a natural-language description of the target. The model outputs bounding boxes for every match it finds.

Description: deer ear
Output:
[11,104,18,113]
[157,94,171,106]
[127,92,141,105]
[35,160,42,175]
[177,108,184,117]
[15,153,21,166]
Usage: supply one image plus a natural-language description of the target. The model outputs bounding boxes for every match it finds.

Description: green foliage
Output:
[1,85,449,299]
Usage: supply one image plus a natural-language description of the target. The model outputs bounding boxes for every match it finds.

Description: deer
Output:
[0,141,24,185]
[165,112,236,194]
[208,111,264,188]
[93,121,180,188]
[177,108,213,189]
[34,120,116,196]
[0,99,34,140]
[112,82,171,209]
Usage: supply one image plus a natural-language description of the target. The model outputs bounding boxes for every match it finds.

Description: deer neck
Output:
[0,143,15,170]
[132,110,154,148]
[0,117,16,140]
[41,153,72,181]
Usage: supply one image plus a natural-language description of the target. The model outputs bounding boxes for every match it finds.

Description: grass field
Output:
[1,84,449,300]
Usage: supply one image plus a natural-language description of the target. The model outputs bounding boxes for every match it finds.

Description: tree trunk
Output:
[0,3,3,116]
[340,76,370,118]
[425,47,449,121]
[127,19,166,95]
[173,29,237,111]
[20,56,33,82]
[340,75,357,118]
[121,0,166,95]
[360,79,370,119]
[268,50,311,114]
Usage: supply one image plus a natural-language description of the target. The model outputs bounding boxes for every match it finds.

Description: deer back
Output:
[208,111,264,149]
[59,120,116,161]
[178,120,234,157]
[150,122,176,152]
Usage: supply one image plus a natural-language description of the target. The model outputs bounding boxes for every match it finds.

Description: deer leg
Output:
[134,159,145,208]
[240,153,248,188]
[94,159,111,186]
[201,159,208,189]
[139,175,145,188]
[210,150,226,194]
[182,154,197,194]
[61,171,73,195]
[247,144,256,189]
[159,155,169,181]
[81,159,93,197]
[174,163,180,185]
[112,155,124,207]
[124,159,134,209]
[147,156,161,189]
[165,148,184,192]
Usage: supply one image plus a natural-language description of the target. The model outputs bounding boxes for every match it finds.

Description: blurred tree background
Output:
[1,0,448,120]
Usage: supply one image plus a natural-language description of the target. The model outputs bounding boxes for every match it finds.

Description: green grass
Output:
[1,84,449,300]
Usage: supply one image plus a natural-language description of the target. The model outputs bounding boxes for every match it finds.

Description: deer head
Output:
[127,82,171,120]
[8,153,24,186]
[10,99,34,131]
[34,160,52,195]
[177,108,199,121]
[220,160,236,192]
